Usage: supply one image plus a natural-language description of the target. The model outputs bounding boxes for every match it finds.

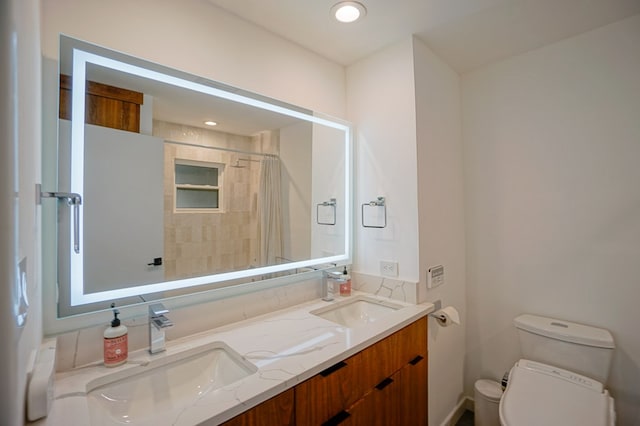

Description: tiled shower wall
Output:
[153,121,271,280]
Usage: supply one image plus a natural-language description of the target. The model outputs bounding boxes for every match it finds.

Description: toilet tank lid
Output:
[514,314,615,349]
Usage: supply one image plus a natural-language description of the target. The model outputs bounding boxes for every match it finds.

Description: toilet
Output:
[499,314,616,426]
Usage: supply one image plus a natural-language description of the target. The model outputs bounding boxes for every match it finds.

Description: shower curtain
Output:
[258,157,283,266]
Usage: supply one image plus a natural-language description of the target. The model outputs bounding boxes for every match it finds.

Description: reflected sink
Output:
[86,341,256,425]
[311,296,404,328]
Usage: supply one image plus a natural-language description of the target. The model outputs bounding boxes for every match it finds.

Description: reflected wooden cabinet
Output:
[225,316,428,426]
[59,74,143,133]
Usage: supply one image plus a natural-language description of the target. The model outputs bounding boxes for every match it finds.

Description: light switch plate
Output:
[427,265,444,289]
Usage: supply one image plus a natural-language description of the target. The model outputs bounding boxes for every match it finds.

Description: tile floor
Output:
[455,410,474,426]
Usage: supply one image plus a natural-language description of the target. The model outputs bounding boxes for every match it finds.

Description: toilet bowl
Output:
[499,314,616,426]
[499,359,615,426]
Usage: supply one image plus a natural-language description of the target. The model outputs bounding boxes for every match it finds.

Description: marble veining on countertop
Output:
[38,292,433,426]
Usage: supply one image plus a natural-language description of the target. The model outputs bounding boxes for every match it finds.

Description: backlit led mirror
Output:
[48,35,352,319]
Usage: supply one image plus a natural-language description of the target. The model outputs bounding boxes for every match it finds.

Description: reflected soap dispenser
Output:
[104,304,128,367]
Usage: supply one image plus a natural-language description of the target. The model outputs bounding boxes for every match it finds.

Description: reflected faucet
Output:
[149,303,173,354]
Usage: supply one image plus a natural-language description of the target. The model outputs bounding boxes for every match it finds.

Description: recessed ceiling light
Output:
[204,120,217,126]
[331,1,367,23]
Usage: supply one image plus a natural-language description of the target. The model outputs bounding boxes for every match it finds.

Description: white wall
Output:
[348,37,468,425]
[40,0,346,118]
[347,38,420,282]
[0,0,42,424]
[414,37,467,425]
[463,14,640,425]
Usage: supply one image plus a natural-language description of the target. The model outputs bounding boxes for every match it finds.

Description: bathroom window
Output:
[174,160,223,211]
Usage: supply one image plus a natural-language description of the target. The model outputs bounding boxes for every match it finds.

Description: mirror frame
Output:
[44,35,353,333]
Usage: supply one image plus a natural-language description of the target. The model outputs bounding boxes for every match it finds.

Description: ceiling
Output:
[85,63,302,136]
[207,0,640,73]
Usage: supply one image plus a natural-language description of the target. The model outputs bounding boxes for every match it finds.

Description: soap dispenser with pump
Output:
[340,266,352,296]
[104,303,128,367]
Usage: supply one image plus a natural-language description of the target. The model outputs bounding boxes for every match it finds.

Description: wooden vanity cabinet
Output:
[294,350,370,423]
[342,352,428,426]
[224,316,428,426]
[220,388,295,426]
[296,316,428,425]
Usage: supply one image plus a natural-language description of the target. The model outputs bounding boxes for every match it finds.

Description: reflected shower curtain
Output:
[258,157,283,266]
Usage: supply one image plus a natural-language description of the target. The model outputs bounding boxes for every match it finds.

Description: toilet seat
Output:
[499,359,615,426]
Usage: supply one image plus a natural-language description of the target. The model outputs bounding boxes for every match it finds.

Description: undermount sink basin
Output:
[86,341,257,425]
[311,296,404,328]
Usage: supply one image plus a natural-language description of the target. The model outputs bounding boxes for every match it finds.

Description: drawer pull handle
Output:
[409,355,424,365]
[322,410,351,425]
[375,377,394,390]
[320,361,347,377]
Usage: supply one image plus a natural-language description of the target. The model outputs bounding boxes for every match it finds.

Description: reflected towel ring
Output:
[317,198,337,225]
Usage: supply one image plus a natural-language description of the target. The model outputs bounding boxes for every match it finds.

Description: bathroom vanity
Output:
[34,293,432,425]
[225,313,427,426]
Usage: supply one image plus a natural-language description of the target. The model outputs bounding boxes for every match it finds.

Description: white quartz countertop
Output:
[40,292,434,425]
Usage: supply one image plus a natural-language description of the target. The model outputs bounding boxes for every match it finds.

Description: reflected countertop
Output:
[37,291,434,425]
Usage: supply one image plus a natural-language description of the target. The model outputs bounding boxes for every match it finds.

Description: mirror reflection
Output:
[53,35,352,317]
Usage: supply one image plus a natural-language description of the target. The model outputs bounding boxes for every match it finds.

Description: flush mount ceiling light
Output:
[331,1,367,23]
[204,120,217,126]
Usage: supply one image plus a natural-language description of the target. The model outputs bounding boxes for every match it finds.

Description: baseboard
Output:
[466,396,475,412]
[440,396,474,426]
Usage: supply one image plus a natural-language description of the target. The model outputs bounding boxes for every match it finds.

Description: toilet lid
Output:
[500,360,614,426]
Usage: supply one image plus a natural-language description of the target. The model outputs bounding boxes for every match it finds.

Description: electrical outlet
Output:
[380,261,398,277]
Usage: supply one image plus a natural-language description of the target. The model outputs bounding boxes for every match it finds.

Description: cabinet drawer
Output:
[295,351,367,424]
[395,353,428,425]
[343,372,401,426]
[345,353,428,426]
[220,388,295,426]
[359,316,427,391]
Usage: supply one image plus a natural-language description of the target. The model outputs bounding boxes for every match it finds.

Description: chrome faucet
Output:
[322,270,342,301]
[149,303,173,354]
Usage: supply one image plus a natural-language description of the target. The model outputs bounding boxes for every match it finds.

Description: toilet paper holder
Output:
[429,299,442,317]
[428,300,461,326]
[429,300,448,322]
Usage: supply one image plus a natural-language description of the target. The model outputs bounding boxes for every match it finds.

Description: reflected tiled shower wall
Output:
[153,121,271,279]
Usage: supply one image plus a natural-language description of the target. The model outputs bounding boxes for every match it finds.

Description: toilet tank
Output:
[514,314,615,384]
